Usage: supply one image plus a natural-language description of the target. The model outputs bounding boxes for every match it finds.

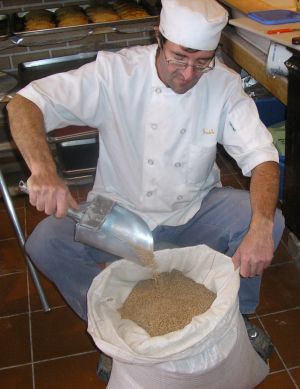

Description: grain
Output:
[119,269,216,336]
[134,247,160,283]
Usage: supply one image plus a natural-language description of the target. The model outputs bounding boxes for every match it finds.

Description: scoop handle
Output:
[18,180,83,222]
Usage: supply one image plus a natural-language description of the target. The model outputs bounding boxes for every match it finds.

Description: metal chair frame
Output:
[0,169,50,312]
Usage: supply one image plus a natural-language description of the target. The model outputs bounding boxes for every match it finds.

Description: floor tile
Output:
[0,238,26,275]
[31,306,96,361]
[217,146,241,174]
[257,263,300,314]
[281,228,291,246]
[269,350,286,373]
[216,154,233,175]
[272,240,294,265]
[250,317,284,372]
[221,174,242,189]
[0,208,25,240]
[0,364,32,388]
[76,185,91,202]
[290,366,300,386]
[0,272,28,316]
[260,309,300,369]
[29,271,66,312]
[25,204,47,237]
[0,314,31,368]
[235,175,250,191]
[255,371,296,388]
[34,352,105,389]
[0,194,25,211]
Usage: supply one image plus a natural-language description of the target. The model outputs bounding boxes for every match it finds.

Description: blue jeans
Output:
[25,187,284,321]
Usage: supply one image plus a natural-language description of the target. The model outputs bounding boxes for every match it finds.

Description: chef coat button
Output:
[174,162,182,167]
[155,87,162,94]
[180,128,186,134]
[146,191,153,197]
[148,159,154,165]
[177,195,183,200]
[151,123,157,130]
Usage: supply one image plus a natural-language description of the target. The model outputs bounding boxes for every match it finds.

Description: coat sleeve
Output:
[218,77,279,177]
[17,53,107,133]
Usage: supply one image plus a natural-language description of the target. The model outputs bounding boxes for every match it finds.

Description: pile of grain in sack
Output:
[119,250,216,336]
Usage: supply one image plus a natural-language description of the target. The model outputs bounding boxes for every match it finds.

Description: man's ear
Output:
[154,26,161,47]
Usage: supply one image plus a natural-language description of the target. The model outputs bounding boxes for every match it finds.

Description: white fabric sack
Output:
[87,245,268,389]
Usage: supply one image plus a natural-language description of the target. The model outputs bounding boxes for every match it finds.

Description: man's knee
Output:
[25,216,73,266]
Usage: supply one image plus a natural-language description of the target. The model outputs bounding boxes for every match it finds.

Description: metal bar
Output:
[0,170,50,312]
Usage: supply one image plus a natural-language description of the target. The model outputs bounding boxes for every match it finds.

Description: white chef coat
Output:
[18,44,278,229]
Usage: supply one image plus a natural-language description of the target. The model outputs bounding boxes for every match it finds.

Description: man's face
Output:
[156,40,215,94]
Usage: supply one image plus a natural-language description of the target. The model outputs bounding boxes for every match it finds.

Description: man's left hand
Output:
[232,225,274,277]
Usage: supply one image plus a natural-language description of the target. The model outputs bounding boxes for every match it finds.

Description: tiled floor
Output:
[0,148,300,388]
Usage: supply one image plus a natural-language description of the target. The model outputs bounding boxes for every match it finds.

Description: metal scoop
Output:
[19,181,153,262]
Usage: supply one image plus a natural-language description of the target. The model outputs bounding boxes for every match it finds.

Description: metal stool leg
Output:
[0,170,50,312]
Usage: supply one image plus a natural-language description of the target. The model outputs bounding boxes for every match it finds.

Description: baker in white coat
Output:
[7,0,284,365]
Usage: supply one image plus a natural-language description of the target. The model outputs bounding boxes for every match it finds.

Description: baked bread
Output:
[57,15,89,27]
[24,19,55,31]
[55,6,83,20]
[118,10,149,19]
[55,5,88,27]
[112,1,150,19]
[24,9,54,22]
[24,9,55,30]
[85,6,120,23]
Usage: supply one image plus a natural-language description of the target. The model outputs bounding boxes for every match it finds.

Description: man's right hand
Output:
[27,174,79,218]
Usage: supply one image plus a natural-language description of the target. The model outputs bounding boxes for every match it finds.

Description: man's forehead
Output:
[166,41,215,57]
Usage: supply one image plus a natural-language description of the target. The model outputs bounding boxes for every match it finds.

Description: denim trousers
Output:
[25,187,285,321]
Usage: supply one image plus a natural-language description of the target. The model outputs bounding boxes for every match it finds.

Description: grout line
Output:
[257,315,300,388]
[33,350,98,365]
[0,350,98,372]
[257,306,300,318]
[0,311,29,320]
[268,368,289,375]
[290,365,300,371]
[0,304,67,320]
[0,270,25,277]
[289,366,300,388]
[26,267,35,389]
[24,199,35,388]
[0,237,19,243]
[270,260,295,268]
[256,316,291,377]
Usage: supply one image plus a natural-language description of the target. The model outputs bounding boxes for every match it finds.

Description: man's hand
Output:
[27,173,79,218]
[232,161,279,277]
[7,95,79,218]
[232,221,274,277]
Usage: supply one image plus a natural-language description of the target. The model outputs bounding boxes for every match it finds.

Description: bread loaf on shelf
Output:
[24,9,55,31]
[85,6,120,23]
[112,0,150,19]
[21,2,152,32]
[55,6,88,27]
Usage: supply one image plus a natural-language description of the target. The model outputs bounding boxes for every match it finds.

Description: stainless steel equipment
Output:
[19,181,154,262]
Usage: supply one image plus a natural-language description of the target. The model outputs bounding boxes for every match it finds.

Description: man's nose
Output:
[181,65,197,80]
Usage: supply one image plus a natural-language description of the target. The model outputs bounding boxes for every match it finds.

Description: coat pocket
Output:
[187,144,216,185]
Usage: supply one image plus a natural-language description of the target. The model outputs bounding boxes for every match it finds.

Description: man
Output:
[7,0,284,375]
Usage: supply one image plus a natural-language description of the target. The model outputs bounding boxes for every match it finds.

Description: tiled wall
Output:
[0,0,157,73]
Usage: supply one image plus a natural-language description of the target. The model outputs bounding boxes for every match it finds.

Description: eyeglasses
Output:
[162,48,215,74]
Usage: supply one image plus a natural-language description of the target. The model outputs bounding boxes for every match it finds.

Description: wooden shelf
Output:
[221,27,288,105]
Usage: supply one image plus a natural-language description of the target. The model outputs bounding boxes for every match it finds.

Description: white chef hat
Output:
[159,0,228,51]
